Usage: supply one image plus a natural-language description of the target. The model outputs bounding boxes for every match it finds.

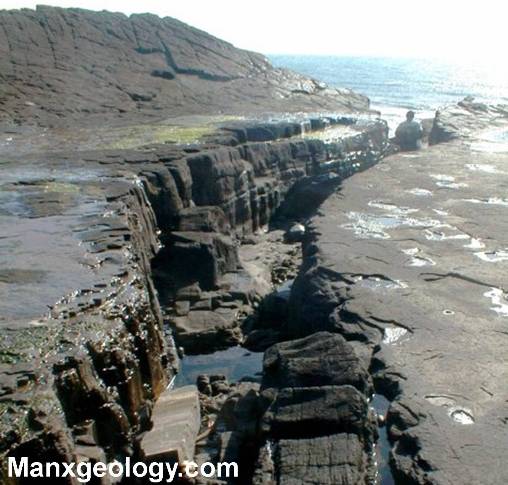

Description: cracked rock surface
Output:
[289,101,508,484]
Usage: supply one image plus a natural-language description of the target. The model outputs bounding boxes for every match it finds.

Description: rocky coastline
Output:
[1,6,508,485]
[0,109,391,483]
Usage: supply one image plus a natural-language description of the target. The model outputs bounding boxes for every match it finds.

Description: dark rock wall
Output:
[253,332,377,484]
[148,120,389,353]
[0,118,390,479]
[0,181,176,480]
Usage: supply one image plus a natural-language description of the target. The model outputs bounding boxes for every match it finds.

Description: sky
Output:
[0,0,507,62]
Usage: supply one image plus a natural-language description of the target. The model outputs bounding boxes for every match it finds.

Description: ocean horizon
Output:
[269,55,508,129]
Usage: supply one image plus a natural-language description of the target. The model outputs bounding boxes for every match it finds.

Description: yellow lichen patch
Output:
[42,182,80,194]
[301,125,356,141]
[102,116,242,150]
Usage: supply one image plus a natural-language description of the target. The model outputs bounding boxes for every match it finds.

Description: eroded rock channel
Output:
[0,115,392,483]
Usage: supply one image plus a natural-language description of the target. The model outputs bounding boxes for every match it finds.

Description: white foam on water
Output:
[465,163,501,174]
[474,250,508,262]
[449,408,475,425]
[463,197,508,206]
[406,188,433,196]
[464,237,485,249]
[382,326,408,344]
[484,287,508,316]
[402,247,419,256]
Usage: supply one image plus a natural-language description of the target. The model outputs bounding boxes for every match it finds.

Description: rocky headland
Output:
[0,5,367,128]
[1,5,507,485]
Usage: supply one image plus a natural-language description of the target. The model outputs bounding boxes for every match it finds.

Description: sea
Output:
[269,55,508,134]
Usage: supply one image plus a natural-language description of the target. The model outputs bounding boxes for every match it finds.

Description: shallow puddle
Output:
[405,188,433,196]
[343,212,442,239]
[449,408,475,425]
[367,201,419,215]
[465,163,502,173]
[433,208,449,216]
[402,248,436,267]
[483,288,508,317]
[436,181,468,189]
[426,395,475,424]
[424,228,469,241]
[464,238,485,249]
[371,394,395,485]
[354,275,408,290]
[463,197,508,206]
[430,175,468,189]
[430,174,455,182]
[474,250,508,262]
[382,326,408,344]
[174,346,264,387]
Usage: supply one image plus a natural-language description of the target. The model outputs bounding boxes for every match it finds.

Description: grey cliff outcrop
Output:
[0,6,368,127]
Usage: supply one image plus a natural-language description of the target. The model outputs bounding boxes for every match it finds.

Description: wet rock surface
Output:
[290,101,508,484]
[0,153,178,478]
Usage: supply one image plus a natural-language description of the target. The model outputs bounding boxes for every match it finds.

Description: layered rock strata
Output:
[254,332,377,485]
[0,116,389,480]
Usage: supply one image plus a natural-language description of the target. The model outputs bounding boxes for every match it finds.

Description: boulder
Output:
[170,310,242,353]
[262,332,372,394]
[262,385,374,441]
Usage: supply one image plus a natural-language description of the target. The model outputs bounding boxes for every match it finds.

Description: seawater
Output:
[269,55,508,132]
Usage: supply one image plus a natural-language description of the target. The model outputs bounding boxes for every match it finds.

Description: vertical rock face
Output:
[254,333,376,484]
[151,119,390,354]
[0,6,369,126]
[0,175,177,479]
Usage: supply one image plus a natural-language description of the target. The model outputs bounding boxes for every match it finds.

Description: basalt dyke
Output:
[0,113,390,483]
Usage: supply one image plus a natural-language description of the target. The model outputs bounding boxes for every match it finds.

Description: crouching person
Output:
[395,110,423,151]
